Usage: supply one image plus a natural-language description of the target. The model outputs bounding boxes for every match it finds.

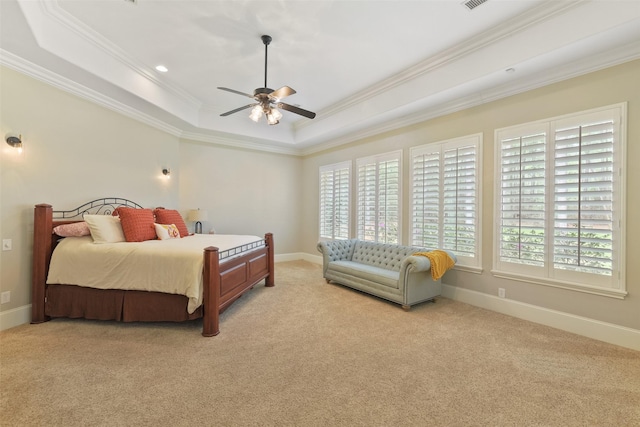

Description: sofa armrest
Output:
[401,256,431,273]
[401,250,457,273]
[317,239,357,275]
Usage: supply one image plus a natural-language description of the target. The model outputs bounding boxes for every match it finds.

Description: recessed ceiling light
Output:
[155,65,168,73]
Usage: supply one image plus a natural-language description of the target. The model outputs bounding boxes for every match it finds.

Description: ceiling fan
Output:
[218,35,316,125]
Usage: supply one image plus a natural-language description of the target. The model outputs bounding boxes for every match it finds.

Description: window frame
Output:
[409,134,482,272]
[492,103,627,298]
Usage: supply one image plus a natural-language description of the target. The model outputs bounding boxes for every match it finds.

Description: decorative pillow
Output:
[154,209,189,238]
[117,207,156,242]
[84,215,126,243]
[53,222,91,237]
[154,223,181,240]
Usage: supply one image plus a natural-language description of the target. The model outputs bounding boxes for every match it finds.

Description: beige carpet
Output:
[1,260,639,427]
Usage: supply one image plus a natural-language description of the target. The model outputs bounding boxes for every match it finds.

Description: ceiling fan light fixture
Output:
[249,105,263,122]
[267,108,282,125]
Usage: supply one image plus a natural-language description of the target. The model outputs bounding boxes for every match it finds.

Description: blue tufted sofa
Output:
[317,239,456,310]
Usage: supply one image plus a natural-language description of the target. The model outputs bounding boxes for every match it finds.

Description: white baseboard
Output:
[0,304,31,332]
[442,284,640,351]
[276,253,323,264]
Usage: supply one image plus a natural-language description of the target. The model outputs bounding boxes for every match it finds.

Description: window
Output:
[356,151,401,244]
[410,134,482,270]
[319,161,351,240]
[494,104,626,297]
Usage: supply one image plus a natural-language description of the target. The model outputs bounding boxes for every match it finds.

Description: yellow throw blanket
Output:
[413,250,456,280]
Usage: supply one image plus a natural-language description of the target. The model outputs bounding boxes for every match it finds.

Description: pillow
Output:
[154,209,189,238]
[154,223,181,240]
[53,222,91,237]
[117,207,156,242]
[84,215,126,243]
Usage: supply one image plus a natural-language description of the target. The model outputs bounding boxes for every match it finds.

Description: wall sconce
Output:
[188,209,208,234]
[162,168,171,178]
[5,134,23,153]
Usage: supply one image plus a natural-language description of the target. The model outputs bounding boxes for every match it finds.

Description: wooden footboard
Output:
[201,233,274,337]
[31,202,275,337]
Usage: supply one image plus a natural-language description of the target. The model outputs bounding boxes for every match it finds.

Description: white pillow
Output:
[154,223,180,240]
[84,214,126,243]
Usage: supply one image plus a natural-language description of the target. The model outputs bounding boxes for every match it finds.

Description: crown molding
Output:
[25,0,202,108]
[299,42,640,157]
[294,0,583,132]
[0,49,183,137]
[179,131,301,156]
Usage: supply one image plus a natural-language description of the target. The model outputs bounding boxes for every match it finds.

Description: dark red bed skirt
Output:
[45,285,203,322]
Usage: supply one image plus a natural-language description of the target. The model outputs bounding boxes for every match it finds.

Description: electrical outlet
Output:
[498,288,506,298]
[2,239,11,251]
[1,291,10,304]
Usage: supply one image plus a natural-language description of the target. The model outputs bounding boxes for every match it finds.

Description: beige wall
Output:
[301,60,640,330]
[0,66,180,312]
[179,140,302,254]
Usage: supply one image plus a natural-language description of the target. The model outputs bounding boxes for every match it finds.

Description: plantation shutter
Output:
[442,145,478,257]
[411,135,481,268]
[356,151,401,244]
[319,162,350,240]
[498,131,546,268]
[411,150,440,249]
[553,119,614,276]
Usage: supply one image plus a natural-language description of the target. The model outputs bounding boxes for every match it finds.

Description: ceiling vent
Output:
[462,0,488,10]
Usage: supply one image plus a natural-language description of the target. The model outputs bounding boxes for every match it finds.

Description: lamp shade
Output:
[188,209,208,222]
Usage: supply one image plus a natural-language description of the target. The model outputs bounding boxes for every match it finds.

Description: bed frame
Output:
[31,198,275,337]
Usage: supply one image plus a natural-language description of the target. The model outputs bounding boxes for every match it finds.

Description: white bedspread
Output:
[46,234,265,313]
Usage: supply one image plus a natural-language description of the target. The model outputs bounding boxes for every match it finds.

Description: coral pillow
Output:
[117,208,156,242]
[53,221,91,237]
[154,209,189,238]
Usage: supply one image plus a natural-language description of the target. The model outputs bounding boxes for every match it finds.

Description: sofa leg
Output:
[325,278,331,284]
[401,304,411,311]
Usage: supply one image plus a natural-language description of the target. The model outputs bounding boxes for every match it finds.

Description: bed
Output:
[31,198,275,337]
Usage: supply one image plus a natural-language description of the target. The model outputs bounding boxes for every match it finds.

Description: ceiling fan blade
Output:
[217,87,254,98]
[220,104,257,117]
[269,86,296,100]
[277,102,316,119]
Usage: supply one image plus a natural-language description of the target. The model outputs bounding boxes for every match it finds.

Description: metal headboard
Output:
[52,197,144,220]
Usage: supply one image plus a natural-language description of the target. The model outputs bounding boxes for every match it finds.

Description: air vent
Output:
[462,0,488,10]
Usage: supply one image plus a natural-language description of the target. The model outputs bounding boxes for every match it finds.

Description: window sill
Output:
[490,270,627,299]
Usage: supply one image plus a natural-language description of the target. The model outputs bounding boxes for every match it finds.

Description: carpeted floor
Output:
[1,260,639,426]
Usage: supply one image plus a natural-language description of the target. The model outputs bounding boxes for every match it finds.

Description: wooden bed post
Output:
[265,233,275,287]
[202,246,221,337]
[32,204,52,324]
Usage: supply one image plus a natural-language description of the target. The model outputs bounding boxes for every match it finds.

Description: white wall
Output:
[300,60,640,332]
